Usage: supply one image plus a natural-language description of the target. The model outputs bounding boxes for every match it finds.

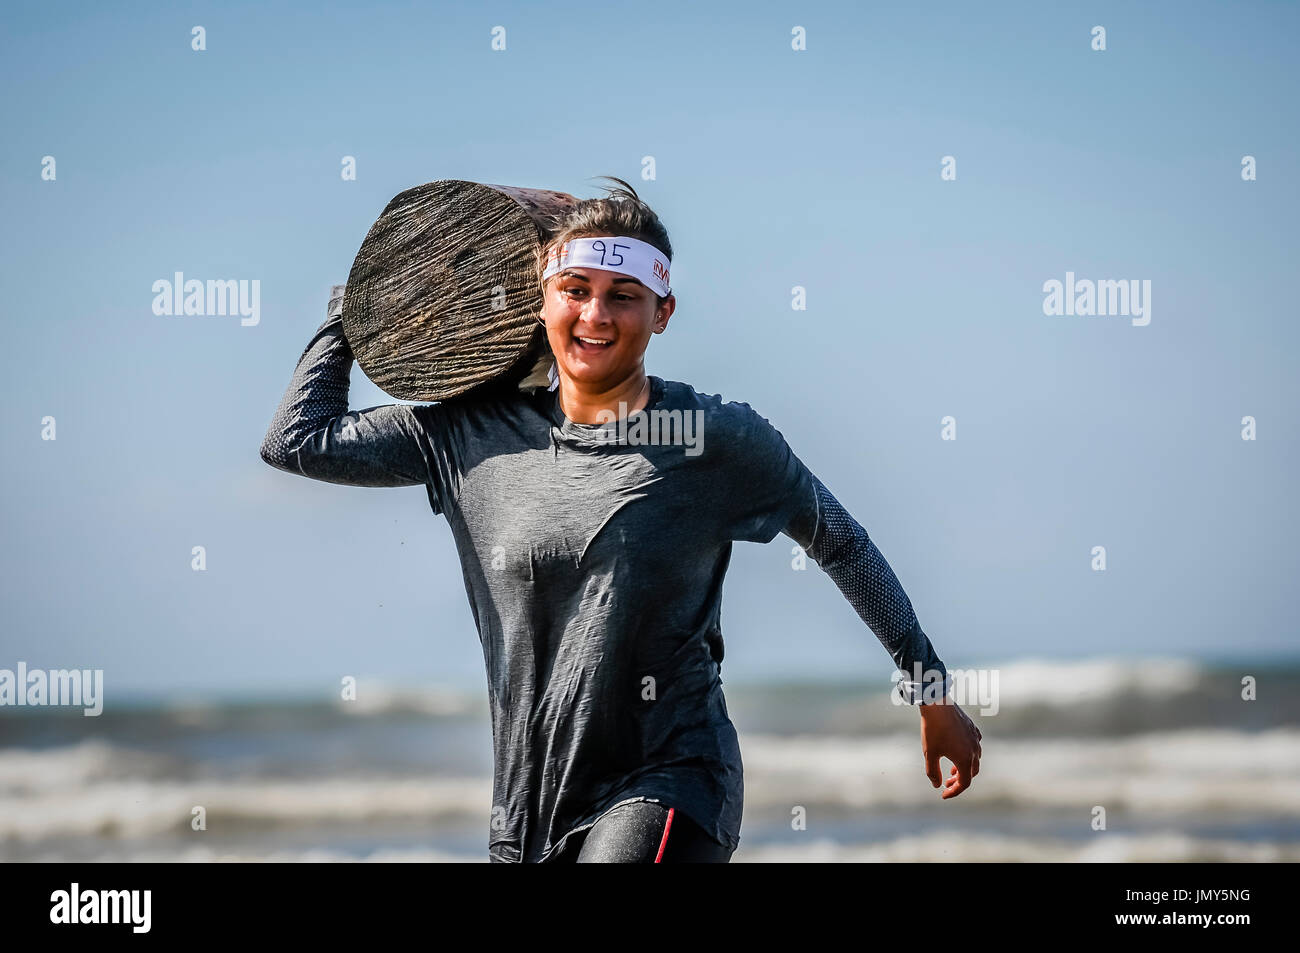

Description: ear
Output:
[654,294,676,332]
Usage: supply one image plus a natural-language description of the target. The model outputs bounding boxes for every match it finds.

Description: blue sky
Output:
[2,0,1296,698]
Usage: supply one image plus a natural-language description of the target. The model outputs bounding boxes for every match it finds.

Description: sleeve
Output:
[782,471,951,705]
[259,287,451,515]
[723,403,816,545]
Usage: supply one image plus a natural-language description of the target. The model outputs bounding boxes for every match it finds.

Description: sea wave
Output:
[4,726,1299,842]
[0,741,489,841]
[20,844,485,863]
[328,682,479,717]
[733,832,1300,863]
[16,834,1300,863]
[951,656,1206,707]
[740,727,1300,814]
[0,739,178,793]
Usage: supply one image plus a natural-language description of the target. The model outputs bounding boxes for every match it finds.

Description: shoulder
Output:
[659,378,791,448]
[406,383,547,438]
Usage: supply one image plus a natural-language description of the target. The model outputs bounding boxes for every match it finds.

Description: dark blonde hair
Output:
[534,176,674,308]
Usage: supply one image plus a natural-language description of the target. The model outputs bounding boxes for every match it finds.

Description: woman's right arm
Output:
[259,287,436,490]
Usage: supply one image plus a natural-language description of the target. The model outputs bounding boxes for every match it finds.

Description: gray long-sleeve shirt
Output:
[260,302,946,862]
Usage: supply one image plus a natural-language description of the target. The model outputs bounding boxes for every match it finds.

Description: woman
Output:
[260,178,982,863]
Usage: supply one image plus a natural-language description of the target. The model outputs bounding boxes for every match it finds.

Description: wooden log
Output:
[340,180,578,401]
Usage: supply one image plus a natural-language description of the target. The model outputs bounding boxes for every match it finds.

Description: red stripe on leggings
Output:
[654,807,675,863]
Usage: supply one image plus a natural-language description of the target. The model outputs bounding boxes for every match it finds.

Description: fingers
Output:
[940,756,975,799]
[924,752,942,788]
[924,719,984,797]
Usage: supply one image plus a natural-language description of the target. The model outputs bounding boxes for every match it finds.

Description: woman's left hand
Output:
[918,701,982,799]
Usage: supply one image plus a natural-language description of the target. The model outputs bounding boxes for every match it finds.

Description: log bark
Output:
[340,180,578,401]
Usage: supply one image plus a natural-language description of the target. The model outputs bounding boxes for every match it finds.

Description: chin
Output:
[556,364,601,383]
[558,361,623,386]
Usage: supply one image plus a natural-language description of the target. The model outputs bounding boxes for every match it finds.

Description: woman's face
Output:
[540,265,674,388]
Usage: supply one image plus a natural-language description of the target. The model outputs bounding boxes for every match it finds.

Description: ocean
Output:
[3,657,1298,862]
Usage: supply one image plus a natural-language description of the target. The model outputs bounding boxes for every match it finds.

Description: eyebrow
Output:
[557,270,643,287]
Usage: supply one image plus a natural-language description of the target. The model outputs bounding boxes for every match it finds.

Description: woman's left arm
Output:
[782,472,946,697]
[782,473,982,798]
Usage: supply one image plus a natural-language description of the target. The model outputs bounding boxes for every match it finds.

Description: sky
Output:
[1,0,1297,699]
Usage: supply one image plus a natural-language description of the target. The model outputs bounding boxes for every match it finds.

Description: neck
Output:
[556,369,651,424]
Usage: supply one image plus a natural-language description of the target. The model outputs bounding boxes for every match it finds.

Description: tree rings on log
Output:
[340,180,578,401]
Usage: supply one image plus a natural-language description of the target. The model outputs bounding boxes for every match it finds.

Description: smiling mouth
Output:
[573,334,614,351]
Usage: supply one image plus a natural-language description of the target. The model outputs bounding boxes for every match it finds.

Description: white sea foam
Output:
[953,656,1205,708]
[335,658,1211,713]
[0,741,489,841]
[0,739,174,794]
[739,727,1300,814]
[24,844,485,863]
[4,725,1299,843]
[18,834,1299,864]
[733,831,1300,863]
[333,682,478,717]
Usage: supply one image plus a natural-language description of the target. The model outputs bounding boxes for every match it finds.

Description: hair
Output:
[534,176,674,310]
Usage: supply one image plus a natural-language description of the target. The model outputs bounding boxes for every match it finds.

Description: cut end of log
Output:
[339,180,578,402]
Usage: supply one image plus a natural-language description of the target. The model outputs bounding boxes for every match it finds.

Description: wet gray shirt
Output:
[261,310,947,862]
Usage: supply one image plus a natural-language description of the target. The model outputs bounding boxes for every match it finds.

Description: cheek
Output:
[540,299,563,332]
[631,312,657,339]
[547,296,578,323]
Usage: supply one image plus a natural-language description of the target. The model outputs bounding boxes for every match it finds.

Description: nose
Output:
[578,294,615,327]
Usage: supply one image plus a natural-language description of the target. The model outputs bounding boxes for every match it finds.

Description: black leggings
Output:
[556,801,734,863]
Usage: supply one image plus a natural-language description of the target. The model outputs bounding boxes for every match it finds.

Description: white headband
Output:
[542,235,671,298]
